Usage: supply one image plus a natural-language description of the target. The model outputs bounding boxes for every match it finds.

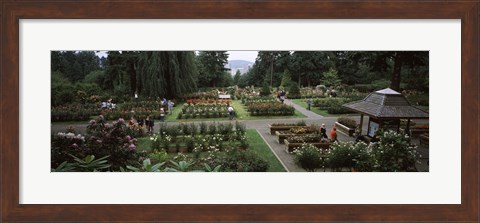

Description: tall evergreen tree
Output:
[137,51,197,99]
[196,51,229,87]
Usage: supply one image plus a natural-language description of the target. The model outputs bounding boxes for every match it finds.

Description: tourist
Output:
[320,123,328,139]
[159,108,165,122]
[330,126,338,142]
[167,100,174,114]
[128,116,136,129]
[138,116,144,129]
[307,99,312,110]
[146,116,154,134]
[227,105,235,120]
[280,90,285,103]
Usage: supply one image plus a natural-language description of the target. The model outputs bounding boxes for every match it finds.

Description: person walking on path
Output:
[167,100,174,115]
[320,123,328,139]
[227,105,235,120]
[146,116,155,134]
[307,99,312,110]
[159,108,165,122]
[330,126,338,142]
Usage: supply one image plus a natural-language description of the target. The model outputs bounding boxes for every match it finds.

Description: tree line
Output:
[236,51,429,92]
[51,51,428,106]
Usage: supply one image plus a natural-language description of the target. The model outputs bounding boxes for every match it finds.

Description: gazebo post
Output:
[406,119,411,135]
[359,114,364,134]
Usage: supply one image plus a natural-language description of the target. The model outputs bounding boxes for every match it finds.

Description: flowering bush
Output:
[289,126,319,134]
[317,130,420,172]
[325,142,357,171]
[178,99,231,119]
[286,134,324,143]
[52,116,145,171]
[214,150,269,172]
[51,103,99,122]
[248,104,295,116]
[293,143,323,172]
[51,132,87,168]
[370,130,420,172]
[271,120,306,126]
[149,121,247,153]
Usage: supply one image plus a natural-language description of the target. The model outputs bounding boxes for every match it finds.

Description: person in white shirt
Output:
[227,105,235,120]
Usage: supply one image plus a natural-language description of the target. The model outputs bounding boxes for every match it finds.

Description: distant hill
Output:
[226,60,254,75]
[228,60,254,69]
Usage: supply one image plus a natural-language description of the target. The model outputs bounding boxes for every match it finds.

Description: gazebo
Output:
[342,88,428,139]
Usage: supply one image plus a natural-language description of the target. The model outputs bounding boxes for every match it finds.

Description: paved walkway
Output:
[51,101,429,172]
[284,98,322,119]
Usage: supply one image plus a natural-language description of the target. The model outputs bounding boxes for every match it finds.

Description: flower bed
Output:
[285,140,331,153]
[275,126,319,144]
[178,99,231,119]
[51,103,99,122]
[268,120,307,134]
[52,100,171,122]
[241,96,295,116]
[150,122,248,153]
[248,104,295,116]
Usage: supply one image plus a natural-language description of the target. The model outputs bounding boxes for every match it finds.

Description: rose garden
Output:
[51,51,429,172]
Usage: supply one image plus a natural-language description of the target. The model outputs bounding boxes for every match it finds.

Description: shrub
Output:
[293,143,323,172]
[326,142,357,171]
[337,117,357,129]
[351,142,373,171]
[219,151,269,172]
[327,106,353,114]
[52,116,145,171]
[260,84,271,96]
[370,130,420,172]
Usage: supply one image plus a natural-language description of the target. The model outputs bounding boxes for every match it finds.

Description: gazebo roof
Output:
[342,88,429,119]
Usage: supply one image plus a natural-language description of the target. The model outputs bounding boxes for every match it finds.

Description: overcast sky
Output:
[95,51,258,62]
[226,51,258,62]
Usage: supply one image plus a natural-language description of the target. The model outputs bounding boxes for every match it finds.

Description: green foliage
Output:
[260,83,271,96]
[196,51,229,87]
[69,154,111,172]
[370,130,420,172]
[351,142,373,172]
[83,70,105,86]
[203,163,222,172]
[127,159,165,172]
[288,82,301,98]
[165,160,195,172]
[326,142,357,171]
[148,150,169,163]
[337,117,357,129]
[233,70,242,85]
[293,143,323,172]
[321,68,341,87]
[218,151,269,172]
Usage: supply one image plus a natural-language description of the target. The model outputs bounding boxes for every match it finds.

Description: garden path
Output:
[283,98,323,119]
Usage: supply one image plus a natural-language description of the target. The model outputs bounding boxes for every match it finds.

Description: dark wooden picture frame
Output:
[1,1,478,222]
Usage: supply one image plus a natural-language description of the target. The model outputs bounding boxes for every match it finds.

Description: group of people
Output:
[126,97,175,134]
[100,98,116,110]
[320,123,338,142]
[130,115,155,134]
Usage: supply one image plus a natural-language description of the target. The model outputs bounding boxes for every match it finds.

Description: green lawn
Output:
[232,100,306,120]
[291,99,356,117]
[245,129,286,172]
[135,129,286,172]
[165,100,305,122]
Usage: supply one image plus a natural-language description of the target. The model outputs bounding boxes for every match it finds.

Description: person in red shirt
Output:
[330,127,338,142]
